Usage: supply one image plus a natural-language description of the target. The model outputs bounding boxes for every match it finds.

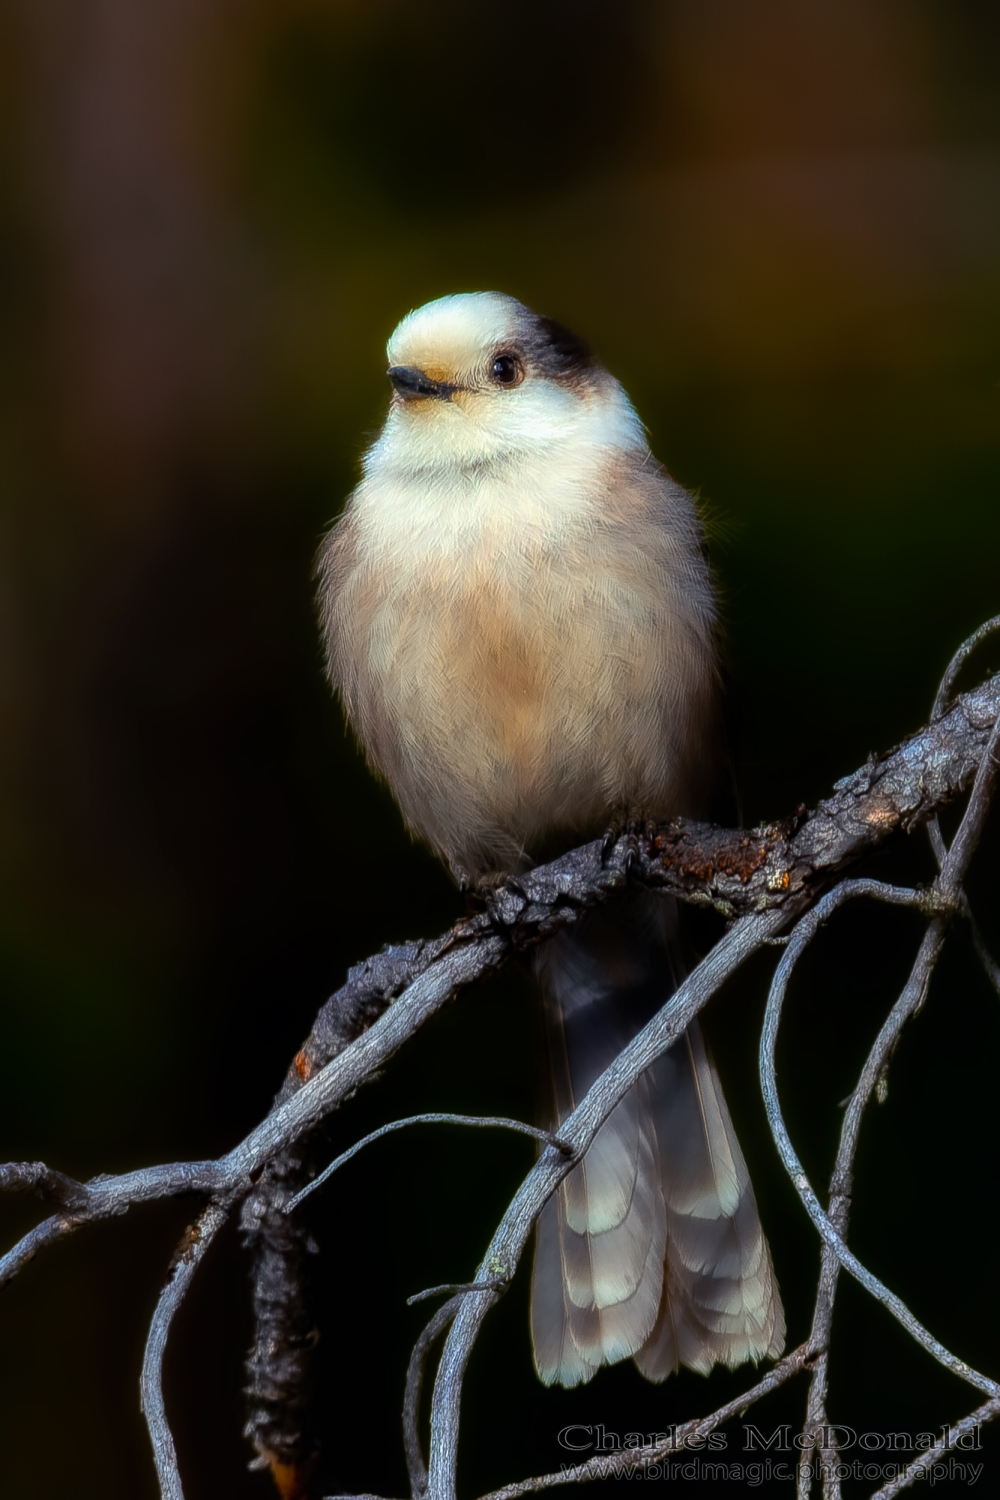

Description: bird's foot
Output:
[470,869,532,932]
[601,811,656,875]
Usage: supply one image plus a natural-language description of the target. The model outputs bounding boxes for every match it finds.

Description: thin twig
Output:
[935,706,1000,897]
[139,1201,230,1500]
[287,1115,569,1213]
[407,1281,508,1307]
[797,1263,840,1500]
[926,624,1000,1000]
[914,635,1000,879]
[0,1212,81,1290]
[930,616,1000,723]
[868,1396,1000,1499]
[799,1195,851,1500]
[760,881,999,1400]
[475,1345,811,1499]
[798,886,949,1500]
[403,1295,465,1498]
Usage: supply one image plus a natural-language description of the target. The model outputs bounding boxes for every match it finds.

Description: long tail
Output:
[530,890,784,1388]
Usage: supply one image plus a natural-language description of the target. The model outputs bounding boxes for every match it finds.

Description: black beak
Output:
[387,366,454,401]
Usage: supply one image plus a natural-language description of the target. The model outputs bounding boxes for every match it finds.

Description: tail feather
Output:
[562,1092,664,1309]
[563,1084,643,1238]
[530,890,784,1387]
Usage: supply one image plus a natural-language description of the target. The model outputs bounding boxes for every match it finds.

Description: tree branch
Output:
[140,1201,232,1500]
[290,1116,569,1214]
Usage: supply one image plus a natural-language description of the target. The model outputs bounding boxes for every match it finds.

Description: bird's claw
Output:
[602,812,653,876]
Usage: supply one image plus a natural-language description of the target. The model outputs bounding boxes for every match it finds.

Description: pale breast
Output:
[317,448,717,883]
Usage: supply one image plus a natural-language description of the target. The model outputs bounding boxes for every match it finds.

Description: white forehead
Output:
[386,292,525,371]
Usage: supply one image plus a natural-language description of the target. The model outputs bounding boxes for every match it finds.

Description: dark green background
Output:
[1,2,998,1496]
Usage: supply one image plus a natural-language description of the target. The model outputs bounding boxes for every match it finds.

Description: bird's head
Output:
[375,292,643,471]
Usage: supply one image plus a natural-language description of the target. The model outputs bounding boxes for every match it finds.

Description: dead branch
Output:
[141,1202,233,1499]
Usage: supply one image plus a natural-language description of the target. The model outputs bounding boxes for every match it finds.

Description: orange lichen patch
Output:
[265,1454,312,1500]
[293,1049,316,1083]
[653,829,775,885]
[716,845,766,881]
[169,1220,203,1269]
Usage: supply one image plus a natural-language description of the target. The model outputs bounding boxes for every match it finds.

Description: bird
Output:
[316,291,784,1388]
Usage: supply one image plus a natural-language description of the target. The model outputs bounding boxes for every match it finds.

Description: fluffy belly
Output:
[365,565,675,880]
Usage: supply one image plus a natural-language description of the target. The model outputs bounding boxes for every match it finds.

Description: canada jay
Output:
[316,292,784,1387]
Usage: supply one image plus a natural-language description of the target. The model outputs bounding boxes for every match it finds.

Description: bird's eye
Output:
[490,353,522,387]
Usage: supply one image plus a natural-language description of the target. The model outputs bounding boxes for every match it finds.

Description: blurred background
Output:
[1,1,998,1496]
